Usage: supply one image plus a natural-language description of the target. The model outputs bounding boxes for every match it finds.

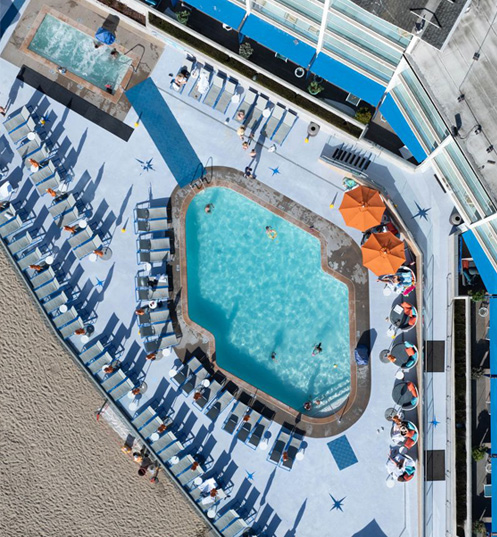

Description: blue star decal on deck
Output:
[95,278,105,289]
[430,417,440,428]
[136,158,155,173]
[412,202,431,220]
[329,494,345,512]
[245,470,255,481]
[269,166,280,176]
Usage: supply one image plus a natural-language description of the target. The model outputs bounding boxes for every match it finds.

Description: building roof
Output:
[350,0,468,49]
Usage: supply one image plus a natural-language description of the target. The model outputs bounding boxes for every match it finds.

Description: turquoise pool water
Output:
[28,14,132,91]
[186,187,351,415]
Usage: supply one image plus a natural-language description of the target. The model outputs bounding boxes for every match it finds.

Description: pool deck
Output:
[0,3,456,537]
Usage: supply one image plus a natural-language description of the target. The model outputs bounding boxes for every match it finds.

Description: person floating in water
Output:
[312,342,323,356]
[271,352,277,361]
[265,226,277,239]
[205,203,214,214]
[303,401,312,411]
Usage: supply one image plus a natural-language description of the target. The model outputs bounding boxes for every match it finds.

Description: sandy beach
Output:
[0,249,207,537]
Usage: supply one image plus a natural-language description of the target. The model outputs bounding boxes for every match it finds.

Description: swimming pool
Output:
[28,14,132,92]
[185,187,351,415]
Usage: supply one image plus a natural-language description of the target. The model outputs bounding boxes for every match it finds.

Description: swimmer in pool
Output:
[271,352,277,361]
[312,342,323,356]
[303,401,312,411]
[205,204,214,213]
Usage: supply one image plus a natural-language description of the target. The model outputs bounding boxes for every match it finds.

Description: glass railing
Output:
[322,32,394,82]
[330,0,412,48]
[474,222,497,263]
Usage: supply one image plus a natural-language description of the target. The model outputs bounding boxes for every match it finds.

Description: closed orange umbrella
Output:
[339,186,386,232]
[362,232,405,276]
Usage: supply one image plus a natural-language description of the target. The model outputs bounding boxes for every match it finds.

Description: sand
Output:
[0,250,207,537]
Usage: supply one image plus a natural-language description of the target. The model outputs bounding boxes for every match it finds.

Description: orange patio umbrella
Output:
[339,186,386,232]
[362,232,405,276]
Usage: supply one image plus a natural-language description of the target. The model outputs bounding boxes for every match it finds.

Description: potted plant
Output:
[473,520,486,535]
[469,289,486,302]
[472,445,488,462]
[307,80,324,96]
[176,10,190,25]
[239,42,254,59]
[355,107,372,124]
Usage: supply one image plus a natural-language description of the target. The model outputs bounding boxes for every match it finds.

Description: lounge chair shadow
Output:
[259,467,277,506]
[115,185,133,228]
[283,498,307,537]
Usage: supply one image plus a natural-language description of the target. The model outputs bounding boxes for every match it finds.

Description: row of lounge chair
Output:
[181,57,297,145]
[268,428,303,470]
[133,203,178,352]
[3,107,103,261]
[134,205,171,265]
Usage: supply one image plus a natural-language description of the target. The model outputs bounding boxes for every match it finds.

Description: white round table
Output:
[45,255,54,265]
[144,262,152,273]
[395,370,405,380]
[27,132,36,140]
[89,253,98,263]
[59,304,68,314]
[160,347,172,358]
[168,369,177,378]
[231,94,240,104]
[78,219,87,229]
[57,183,68,193]
[207,509,216,519]
[296,450,305,461]
[386,474,396,488]
[202,379,211,388]
[193,477,203,486]
[262,108,271,117]
[137,382,148,395]
[259,440,269,451]
[170,456,179,465]
[149,300,158,310]
[81,335,89,344]
[150,432,160,442]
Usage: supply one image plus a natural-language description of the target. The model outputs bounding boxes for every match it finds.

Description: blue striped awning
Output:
[240,14,315,67]
[311,52,386,107]
[379,94,428,163]
[186,0,245,29]
[490,299,497,535]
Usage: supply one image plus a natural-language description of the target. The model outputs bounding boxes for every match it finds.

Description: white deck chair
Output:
[140,416,164,439]
[151,431,177,453]
[215,79,236,113]
[139,250,169,264]
[25,144,49,164]
[223,517,249,537]
[80,341,106,364]
[111,378,135,401]
[171,454,195,476]
[8,232,32,256]
[60,317,84,339]
[17,248,42,271]
[36,172,61,195]
[214,510,240,532]
[262,104,285,138]
[42,291,68,314]
[139,237,170,251]
[203,74,224,107]
[53,306,78,328]
[190,67,211,101]
[17,134,43,158]
[159,440,183,462]
[3,106,30,133]
[0,215,23,238]
[88,353,112,374]
[68,227,93,249]
[137,219,169,232]
[34,278,60,300]
[30,267,56,289]
[58,208,81,228]
[101,369,127,392]
[30,160,57,184]
[246,95,268,131]
[49,194,76,219]
[234,89,257,123]
[73,235,102,259]
[272,110,297,144]
[9,117,36,144]
[132,406,156,429]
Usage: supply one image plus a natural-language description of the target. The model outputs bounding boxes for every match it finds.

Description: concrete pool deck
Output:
[0,3,457,536]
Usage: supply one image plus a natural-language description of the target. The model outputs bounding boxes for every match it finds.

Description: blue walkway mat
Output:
[327,436,358,470]
[0,0,26,38]
[126,78,203,187]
